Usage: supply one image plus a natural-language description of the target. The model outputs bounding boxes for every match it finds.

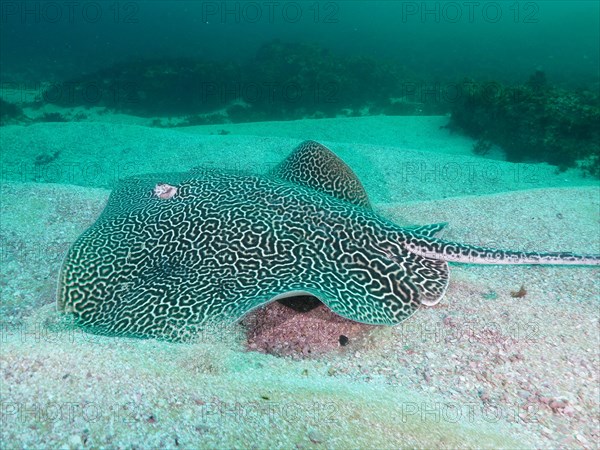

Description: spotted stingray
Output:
[57,140,600,339]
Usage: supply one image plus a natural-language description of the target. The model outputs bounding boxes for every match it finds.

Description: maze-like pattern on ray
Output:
[58,141,600,339]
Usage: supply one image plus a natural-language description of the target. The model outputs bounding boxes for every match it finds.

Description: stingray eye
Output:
[153,183,178,199]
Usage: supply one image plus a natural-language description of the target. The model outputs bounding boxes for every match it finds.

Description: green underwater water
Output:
[1,1,599,449]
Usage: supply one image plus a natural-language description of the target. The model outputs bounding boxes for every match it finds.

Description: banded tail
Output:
[404,234,600,266]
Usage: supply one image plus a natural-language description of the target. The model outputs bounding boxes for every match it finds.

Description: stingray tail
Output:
[403,234,600,266]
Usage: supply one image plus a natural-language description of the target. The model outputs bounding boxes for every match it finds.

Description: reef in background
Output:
[3,44,598,176]
[449,70,600,177]
[32,40,446,120]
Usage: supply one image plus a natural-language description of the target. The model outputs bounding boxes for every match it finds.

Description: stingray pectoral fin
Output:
[272,250,452,323]
[405,222,449,238]
[67,276,203,340]
[404,234,600,266]
[408,254,450,306]
[284,253,449,325]
[61,259,241,340]
[272,140,372,209]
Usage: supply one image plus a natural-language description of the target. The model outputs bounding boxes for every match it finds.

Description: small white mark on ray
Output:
[154,183,178,199]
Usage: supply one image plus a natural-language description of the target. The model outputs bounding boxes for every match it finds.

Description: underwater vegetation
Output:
[36,112,68,122]
[450,70,600,176]
[15,43,600,179]
[242,41,408,119]
[0,101,89,126]
[44,58,243,117]
[0,98,24,125]
[41,41,447,121]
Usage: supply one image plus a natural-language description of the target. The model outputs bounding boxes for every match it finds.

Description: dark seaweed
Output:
[449,71,600,176]
[0,98,24,125]
[37,112,68,122]
[41,41,425,120]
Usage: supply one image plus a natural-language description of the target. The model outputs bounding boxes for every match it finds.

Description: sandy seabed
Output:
[1,116,599,449]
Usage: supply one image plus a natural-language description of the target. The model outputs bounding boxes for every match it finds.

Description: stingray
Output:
[57,140,600,339]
